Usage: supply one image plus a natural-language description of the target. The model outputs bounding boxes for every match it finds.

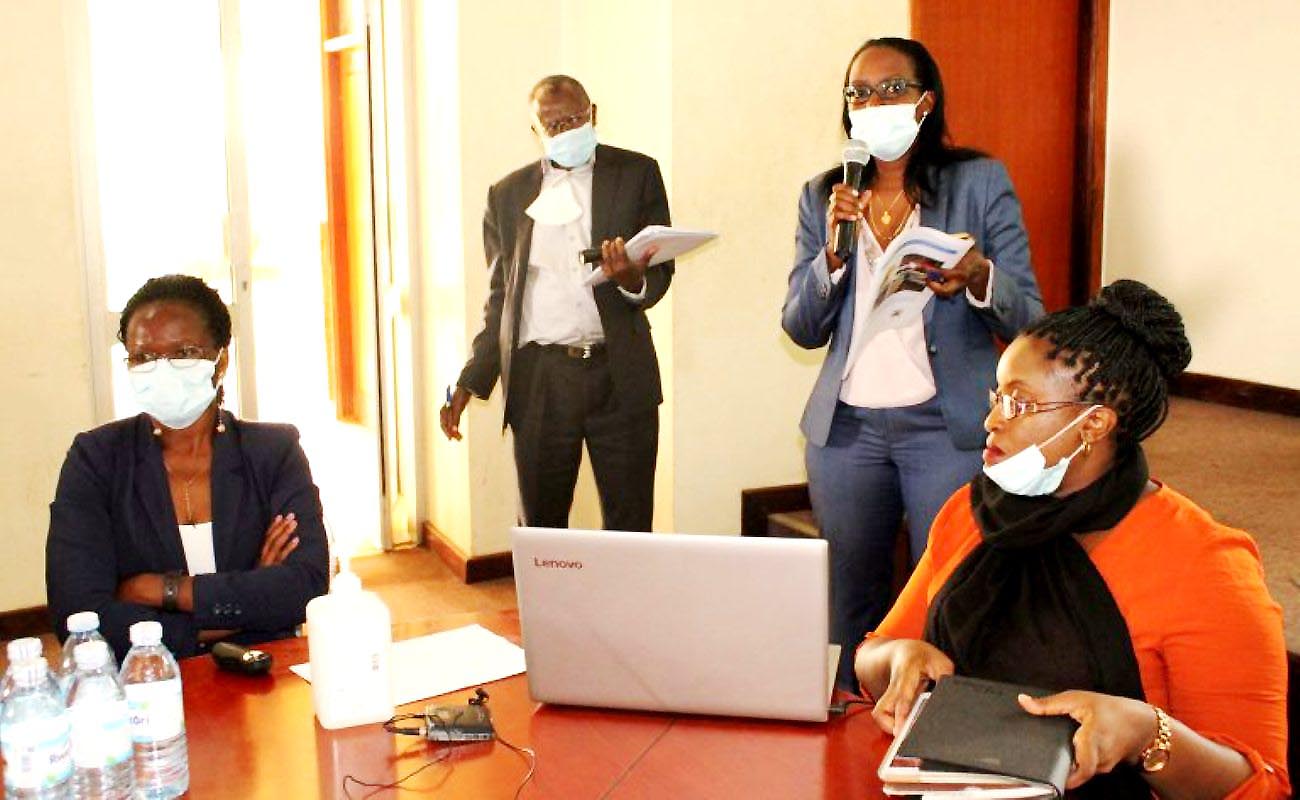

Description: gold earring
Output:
[1083,439,1092,456]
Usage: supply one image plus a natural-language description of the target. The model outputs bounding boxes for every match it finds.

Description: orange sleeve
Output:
[869,488,976,642]
[1159,519,1290,798]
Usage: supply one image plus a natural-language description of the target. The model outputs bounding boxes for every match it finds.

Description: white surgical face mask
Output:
[129,355,221,430]
[848,95,928,162]
[543,121,597,169]
[982,405,1101,497]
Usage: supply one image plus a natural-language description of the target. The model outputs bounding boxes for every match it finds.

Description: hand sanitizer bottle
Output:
[305,555,394,728]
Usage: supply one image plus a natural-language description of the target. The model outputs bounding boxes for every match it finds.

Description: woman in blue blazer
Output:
[46,275,329,660]
[782,38,1044,690]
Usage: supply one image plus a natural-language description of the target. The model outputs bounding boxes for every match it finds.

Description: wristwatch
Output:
[161,571,183,613]
[1137,705,1173,772]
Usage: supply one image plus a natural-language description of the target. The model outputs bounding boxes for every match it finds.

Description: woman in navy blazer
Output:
[782,38,1044,689]
[46,275,329,661]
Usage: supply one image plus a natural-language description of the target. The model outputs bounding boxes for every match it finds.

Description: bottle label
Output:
[0,715,73,789]
[124,679,186,742]
[71,698,134,768]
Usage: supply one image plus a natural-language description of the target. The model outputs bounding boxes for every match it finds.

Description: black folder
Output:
[896,675,1077,797]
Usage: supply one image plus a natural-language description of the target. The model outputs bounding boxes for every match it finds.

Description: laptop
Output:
[511,526,839,722]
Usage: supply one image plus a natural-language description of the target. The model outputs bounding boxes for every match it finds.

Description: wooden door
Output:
[913,1,1107,310]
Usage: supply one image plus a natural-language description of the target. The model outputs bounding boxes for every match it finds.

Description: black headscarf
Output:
[923,447,1153,798]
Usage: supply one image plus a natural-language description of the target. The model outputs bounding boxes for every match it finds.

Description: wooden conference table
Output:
[178,610,893,798]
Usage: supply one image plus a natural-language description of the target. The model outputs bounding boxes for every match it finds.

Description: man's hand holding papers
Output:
[584,225,717,288]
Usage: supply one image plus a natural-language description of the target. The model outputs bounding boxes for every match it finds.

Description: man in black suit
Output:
[440,75,672,531]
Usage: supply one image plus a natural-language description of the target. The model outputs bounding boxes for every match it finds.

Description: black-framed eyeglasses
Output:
[843,77,925,105]
[988,390,1092,421]
[537,107,592,137]
[125,345,217,372]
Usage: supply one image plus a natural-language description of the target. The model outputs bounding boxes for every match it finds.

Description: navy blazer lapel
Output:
[590,145,621,246]
[209,411,244,571]
[132,417,187,571]
[514,163,543,271]
[920,168,950,330]
[509,165,543,347]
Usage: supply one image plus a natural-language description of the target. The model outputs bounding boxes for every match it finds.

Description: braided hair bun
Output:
[1023,280,1192,446]
[1091,280,1191,380]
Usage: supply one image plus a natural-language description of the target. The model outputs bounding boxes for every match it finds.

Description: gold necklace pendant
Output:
[876,188,906,228]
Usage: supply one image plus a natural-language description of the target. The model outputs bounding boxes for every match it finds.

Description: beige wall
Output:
[0,1,95,610]
[1104,2,1300,389]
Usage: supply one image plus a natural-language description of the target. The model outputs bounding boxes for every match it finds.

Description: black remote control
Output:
[211,642,272,676]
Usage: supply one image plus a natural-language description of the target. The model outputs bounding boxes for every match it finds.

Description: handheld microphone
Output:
[832,140,871,262]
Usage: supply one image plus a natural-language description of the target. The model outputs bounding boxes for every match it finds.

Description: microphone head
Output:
[842,139,871,167]
[842,139,870,189]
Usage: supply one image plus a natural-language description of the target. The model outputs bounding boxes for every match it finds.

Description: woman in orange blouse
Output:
[856,281,1288,799]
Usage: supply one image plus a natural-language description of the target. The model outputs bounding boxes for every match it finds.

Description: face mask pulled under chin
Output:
[543,121,598,168]
[981,405,1101,497]
[848,96,927,162]
[129,357,221,431]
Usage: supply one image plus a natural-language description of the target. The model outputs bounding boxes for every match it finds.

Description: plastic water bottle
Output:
[2,637,46,702]
[67,641,134,799]
[58,613,116,698]
[305,555,394,729]
[118,622,188,799]
[0,656,72,798]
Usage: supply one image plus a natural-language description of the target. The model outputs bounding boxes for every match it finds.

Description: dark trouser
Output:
[509,343,658,531]
[806,398,983,692]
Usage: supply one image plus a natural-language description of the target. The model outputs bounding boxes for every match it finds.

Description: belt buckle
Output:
[578,344,592,359]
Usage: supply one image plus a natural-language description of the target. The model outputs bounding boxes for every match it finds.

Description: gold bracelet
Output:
[1137,705,1173,773]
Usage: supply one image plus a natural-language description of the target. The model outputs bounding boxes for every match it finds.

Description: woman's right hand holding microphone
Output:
[824,183,868,273]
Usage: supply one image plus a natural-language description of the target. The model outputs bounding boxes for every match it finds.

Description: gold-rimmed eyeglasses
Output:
[843,77,924,105]
[988,389,1093,421]
[125,345,217,372]
[536,107,592,137]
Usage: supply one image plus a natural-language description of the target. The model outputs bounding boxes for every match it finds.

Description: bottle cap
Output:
[5,636,41,663]
[67,611,101,634]
[11,657,50,687]
[129,620,163,646]
[73,640,110,670]
[331,570,362,593]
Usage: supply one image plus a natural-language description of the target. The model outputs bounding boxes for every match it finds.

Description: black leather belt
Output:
[529,342,606,360]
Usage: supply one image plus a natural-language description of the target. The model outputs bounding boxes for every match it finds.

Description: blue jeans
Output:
[806,397,983,691]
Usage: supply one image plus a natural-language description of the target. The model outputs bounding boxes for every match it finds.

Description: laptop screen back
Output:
[511,527,833,722]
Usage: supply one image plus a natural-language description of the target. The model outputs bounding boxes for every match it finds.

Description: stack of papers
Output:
[290,623,527,706]
[584,225,717,287]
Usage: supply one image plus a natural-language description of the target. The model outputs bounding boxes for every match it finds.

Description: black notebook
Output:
[894,675,1077,797]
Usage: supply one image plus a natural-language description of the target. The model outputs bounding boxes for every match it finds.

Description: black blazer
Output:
[46,411,329,660]
[457,144,673,426]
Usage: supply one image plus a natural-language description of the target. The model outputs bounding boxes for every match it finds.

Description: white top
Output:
[832,200,994,408]
[178,521,216,575]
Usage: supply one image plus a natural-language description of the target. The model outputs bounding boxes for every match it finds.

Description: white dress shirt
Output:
[831,200,995,408]
[519,158,604,347]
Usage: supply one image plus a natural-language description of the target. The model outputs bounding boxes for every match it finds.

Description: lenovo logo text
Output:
[533,557,583,570]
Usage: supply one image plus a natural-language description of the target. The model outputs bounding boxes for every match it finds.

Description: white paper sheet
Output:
[584,225,718,287]
[290,623,528,707]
